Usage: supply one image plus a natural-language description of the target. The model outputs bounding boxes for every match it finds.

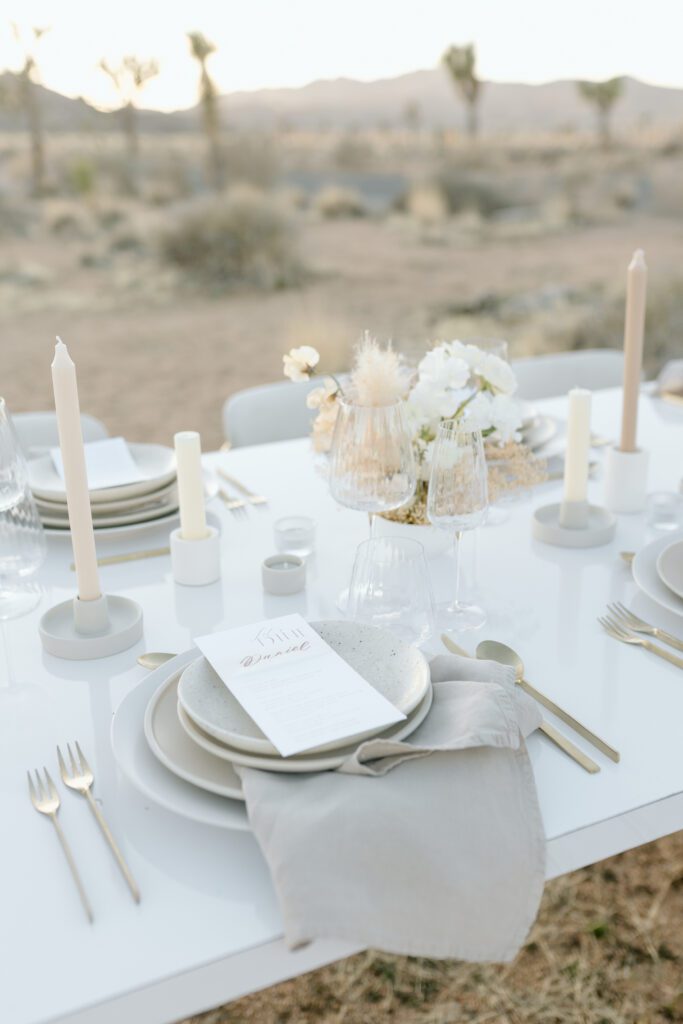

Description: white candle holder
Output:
[39,593,143,660]
[604,445,649,514]
[262,554,306,595]
[532,500,616,548]
[170,525,221,586]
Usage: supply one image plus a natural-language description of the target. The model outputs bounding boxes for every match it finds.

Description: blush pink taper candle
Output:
[620,250,647,453]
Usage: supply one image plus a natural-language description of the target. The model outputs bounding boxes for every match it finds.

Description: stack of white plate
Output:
[632,532,683,617]
[28,443,180,536]
[111,621,433,831]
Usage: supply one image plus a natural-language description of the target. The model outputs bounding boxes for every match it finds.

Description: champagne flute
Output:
[427,421,488,632]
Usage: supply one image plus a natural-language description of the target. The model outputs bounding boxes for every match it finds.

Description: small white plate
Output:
[178,620,431,755]
[111,650,249,831]
[144,672,244,801]
[29,442,176,503]
[521,415,558,451]
[656,540,683,600]
[633,531,683,617]
[178,683,434,772]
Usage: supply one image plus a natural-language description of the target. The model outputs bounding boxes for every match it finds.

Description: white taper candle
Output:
[620,249,647,453]
[174,431,207,540]
[51,338,101,602]
[563,388,592,505]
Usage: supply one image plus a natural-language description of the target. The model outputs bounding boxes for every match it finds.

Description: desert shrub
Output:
[65,158,97,197]
[221,135,279,189]
[159,185,303,289]
[314,185,367,219]
[333,135,374,171]
[405,182,450,225]
[431,167,512,218]
[44,201,92,239]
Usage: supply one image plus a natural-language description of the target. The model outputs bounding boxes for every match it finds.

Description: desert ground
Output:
[2,127,683,1022]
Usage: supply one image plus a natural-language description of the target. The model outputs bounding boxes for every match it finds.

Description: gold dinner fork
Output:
[217,467,268,506]
[218,487,248,517]
[57,742,140,904]
[598,615,683,670]
[607,602,683,653]
[27,767,93,922]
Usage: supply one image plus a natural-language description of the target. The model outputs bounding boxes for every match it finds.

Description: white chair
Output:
[511,348,624,400]
[223,377,329,448]
[13,412,109,457]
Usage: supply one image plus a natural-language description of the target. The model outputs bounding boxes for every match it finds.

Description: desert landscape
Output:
[2,34,683,1024]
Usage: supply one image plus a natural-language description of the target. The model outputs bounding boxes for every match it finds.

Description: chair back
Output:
[511,348,625,400]
[13,412,109,457]
[223,377,329,447]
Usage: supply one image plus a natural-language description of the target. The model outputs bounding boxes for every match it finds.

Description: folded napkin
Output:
[238,654,545,962]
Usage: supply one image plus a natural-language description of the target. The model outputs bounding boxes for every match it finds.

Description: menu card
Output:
[51,437,145,491]
[195,614,405,757]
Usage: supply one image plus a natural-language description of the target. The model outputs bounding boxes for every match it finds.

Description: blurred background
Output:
[0,0,682,450]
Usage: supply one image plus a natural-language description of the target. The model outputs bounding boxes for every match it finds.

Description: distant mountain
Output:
[1,69,683,135]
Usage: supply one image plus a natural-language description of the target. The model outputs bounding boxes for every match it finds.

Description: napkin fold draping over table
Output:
[237,654,545,962]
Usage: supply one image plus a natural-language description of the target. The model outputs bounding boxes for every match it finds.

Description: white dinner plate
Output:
[40,499,180,530]
[521,415,558,451]
[178,620,431,755]
[178,682,434,772]
[111,650,249,831]
[35,479,178,515]
[632,531,683,617]
[656,540,683,600]
[144,672,244,801]
[29,442,176,503]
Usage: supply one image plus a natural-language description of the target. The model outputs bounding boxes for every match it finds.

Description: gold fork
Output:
[598,615,683,670]
[217,467,268,506]
[607,602,683,653]
[57,742,140,903]
[27,766,93,922]
[218,487,248,517]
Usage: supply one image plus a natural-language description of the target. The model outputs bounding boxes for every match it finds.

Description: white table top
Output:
[2,387,683,1024]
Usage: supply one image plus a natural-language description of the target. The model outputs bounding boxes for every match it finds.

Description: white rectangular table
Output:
[2,387,683,1024]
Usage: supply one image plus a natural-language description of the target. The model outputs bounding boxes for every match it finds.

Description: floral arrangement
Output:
[283,335,545,520]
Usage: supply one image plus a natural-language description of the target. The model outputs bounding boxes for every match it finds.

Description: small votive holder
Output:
[604,445,649,514]
[532,499,616,548]
[646,491,683,532]
[262,554,306,595]
[274,516,316,557]
[170,525,221,586]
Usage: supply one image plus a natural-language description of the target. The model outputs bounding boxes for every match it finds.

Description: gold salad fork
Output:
[57,742,140,903]
[28,767,93,922]
[598,615,683,670]
[607,602,683,653]
[218,487,248,517]
[217,467,268,506]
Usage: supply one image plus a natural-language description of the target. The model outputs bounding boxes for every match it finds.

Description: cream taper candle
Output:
[51,338,101,602]
[620,249,647,452]
[174,431,207,540]
[563,388,592,504]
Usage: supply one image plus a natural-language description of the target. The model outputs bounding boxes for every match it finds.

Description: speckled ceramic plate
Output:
[178,682,434,772]
[657,539,683,600]
[178,620,431,755]
[633,531,683,617]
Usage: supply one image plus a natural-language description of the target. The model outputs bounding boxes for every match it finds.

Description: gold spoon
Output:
[137,652,175,670]
[620,551,635,566]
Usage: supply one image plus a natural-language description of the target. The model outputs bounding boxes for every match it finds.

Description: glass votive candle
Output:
[274,516,316,557]
[646,491,682,531]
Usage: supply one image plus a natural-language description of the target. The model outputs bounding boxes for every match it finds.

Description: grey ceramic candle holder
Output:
[39,593,143,660]
[532,500,616,549]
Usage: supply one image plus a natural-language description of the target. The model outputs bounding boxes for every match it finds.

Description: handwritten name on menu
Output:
[194,614,405,757]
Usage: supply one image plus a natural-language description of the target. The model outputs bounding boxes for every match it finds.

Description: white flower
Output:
[418,344,470,391]
[488,393,523,441]
[480,353,517,395]
[462,391,495,433]
[283,345,320,382]
[409,380,460,420]
[306,377,338,409]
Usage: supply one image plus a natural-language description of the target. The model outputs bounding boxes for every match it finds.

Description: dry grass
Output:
[184,833,683,1024]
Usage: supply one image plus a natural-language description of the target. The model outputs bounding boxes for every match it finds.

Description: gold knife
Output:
[70,546,170,570]
[441,635,601,773]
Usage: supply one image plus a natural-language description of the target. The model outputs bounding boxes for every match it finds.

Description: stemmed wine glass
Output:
[329,398,416,531]
[427,420,488,632]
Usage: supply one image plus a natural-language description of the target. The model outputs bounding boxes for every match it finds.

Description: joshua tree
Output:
[577,77,624,147]
[442,44,483,140]
[12,24,49,196]
[99,56,159,191]
[187,31,223,190]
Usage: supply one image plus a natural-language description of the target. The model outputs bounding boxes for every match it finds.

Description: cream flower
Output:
[306,377,338,409]
[283,345,320,382]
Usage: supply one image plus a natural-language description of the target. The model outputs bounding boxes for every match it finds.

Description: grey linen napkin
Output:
[237,654,545,962]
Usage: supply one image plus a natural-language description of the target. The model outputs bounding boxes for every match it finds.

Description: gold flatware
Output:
[218,487,248,516]
[137,651,175,669]
[28,766,93,922]
[660,390,683,408]
[70,546,170,571]
[599,615,683,669]
[620,551,635,566]
[590,434,612,448]
[476,639,619,763]
[57,742,140,904]
[441,635,601,773]
[217,467,267,506]
[608,601,683,653]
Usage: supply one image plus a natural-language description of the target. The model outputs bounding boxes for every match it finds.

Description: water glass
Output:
[347,537,435,645]
[427,421,488,632]
[646,491,682,532]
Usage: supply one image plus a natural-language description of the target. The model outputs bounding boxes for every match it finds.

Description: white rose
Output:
[480,353,517,395]
[283,345,320,382]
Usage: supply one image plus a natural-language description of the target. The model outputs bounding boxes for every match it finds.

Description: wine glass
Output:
[0,397,46,622]
[329,398,416,529]
[427,421,488,632]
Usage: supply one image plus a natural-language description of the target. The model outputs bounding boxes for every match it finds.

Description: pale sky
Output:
[1,0,682,111]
